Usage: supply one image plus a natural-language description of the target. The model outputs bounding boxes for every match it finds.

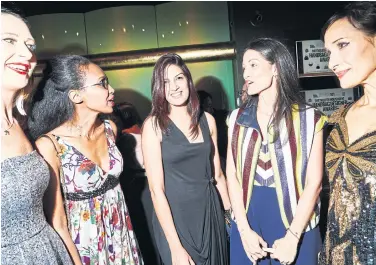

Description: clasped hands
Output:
[239,227,299,265]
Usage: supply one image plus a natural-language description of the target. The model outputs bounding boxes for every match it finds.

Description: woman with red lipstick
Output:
[142,53,231,265]
[1,5,74,265]
[27,55,143,265]
[319,2,376,264]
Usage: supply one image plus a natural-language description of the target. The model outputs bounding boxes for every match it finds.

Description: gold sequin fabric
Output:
[319,104,376,265]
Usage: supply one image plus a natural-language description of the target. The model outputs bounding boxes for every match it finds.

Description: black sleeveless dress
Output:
[152,114,228,265]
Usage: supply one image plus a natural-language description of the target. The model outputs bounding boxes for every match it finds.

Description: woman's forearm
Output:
[288,183,322,237]
[227,176,251,232]
[216,174,231,210]
[54,226,83,265]
[150,188,183,250]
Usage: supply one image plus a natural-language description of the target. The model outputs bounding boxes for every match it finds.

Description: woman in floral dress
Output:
[28,55,143,265]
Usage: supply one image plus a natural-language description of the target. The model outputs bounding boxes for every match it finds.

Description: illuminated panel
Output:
[27,13,87,59]
[156,2,230,47]
[85,6,158,54]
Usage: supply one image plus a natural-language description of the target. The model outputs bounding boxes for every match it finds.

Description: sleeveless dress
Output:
[153,114,228,265]
[1,151,73,265]
[319,104,376,265]
[53,120,143,265]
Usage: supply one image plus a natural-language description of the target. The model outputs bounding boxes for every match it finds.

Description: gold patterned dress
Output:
[319,104,376,265]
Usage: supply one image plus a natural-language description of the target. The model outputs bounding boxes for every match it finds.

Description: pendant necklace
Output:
[3,118,15,136]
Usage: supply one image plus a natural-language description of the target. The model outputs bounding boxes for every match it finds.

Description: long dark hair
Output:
[28,55,91,140]
[114,102,142,130]
[244,38,306,143]
[150,53,200,138]
[321,2,376,39]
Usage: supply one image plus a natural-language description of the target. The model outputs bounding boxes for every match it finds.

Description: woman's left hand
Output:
[270,232,299,265]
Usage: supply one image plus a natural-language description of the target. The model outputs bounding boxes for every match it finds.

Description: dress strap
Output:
[65,174,119,201]
[104,120,116,143]
[200,113,211,142]
[38,134,62,158]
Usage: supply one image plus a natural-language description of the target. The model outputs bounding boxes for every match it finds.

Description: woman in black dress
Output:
[142,53,231,265]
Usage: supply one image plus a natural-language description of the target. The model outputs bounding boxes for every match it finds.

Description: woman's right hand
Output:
[171,245,195,265]
[239,226,268,263]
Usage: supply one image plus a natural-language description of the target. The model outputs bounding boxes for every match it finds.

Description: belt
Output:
[65,174,120,201]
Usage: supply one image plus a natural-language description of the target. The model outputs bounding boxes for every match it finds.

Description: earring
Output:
[16,88,27,116]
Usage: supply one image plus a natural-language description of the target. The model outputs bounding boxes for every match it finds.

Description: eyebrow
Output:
[242,58,259,67]
[174,72,184,78]
[332,37,345,44]
[2,32,18,36]
[2,32,35,42]
[97,75,106,81]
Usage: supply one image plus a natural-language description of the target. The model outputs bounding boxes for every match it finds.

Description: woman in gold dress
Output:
[320,2,376,264]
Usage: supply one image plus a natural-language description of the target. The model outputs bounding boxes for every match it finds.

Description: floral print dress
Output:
[54,120,143,265]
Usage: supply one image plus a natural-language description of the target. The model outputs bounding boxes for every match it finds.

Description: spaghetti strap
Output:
[38,134,61,157]
[103,119,117,143]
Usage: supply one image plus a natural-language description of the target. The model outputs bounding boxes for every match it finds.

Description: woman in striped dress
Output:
[226,38,327,265]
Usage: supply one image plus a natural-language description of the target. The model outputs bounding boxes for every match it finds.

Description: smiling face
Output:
[242,49,277,96]
[164,64,189,107]
[324,18,376,88]
[1,13,36,91]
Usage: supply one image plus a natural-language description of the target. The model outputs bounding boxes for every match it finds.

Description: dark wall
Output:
[229,1,350,93]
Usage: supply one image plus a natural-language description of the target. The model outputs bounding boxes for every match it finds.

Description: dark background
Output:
[16,1,349,92]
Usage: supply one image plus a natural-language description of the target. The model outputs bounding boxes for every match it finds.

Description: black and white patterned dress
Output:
[1,151,73,265]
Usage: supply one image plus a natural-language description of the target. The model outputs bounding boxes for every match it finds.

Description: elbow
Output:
[306,182,322,200]
[316,184,323,197]
[53,225,70,237]
[149,185,165,201]
[48,217,69,234]
[216,171,226,182]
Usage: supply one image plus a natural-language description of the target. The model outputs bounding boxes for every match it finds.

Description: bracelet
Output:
[287,228,300,241]
[224,208,232,217]
[224,208,232,225]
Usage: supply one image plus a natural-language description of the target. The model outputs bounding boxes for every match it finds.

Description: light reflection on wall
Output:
[28,2,236,119]
[106,60,235,120]
[85,6,158,54]
[27,13,87,59]
[156,2,230,47]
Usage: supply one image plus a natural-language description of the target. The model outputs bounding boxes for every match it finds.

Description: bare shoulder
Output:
[204,112,216,133]
[35,134,59,161]
[142,116,154,132]
[142,116,162,140]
